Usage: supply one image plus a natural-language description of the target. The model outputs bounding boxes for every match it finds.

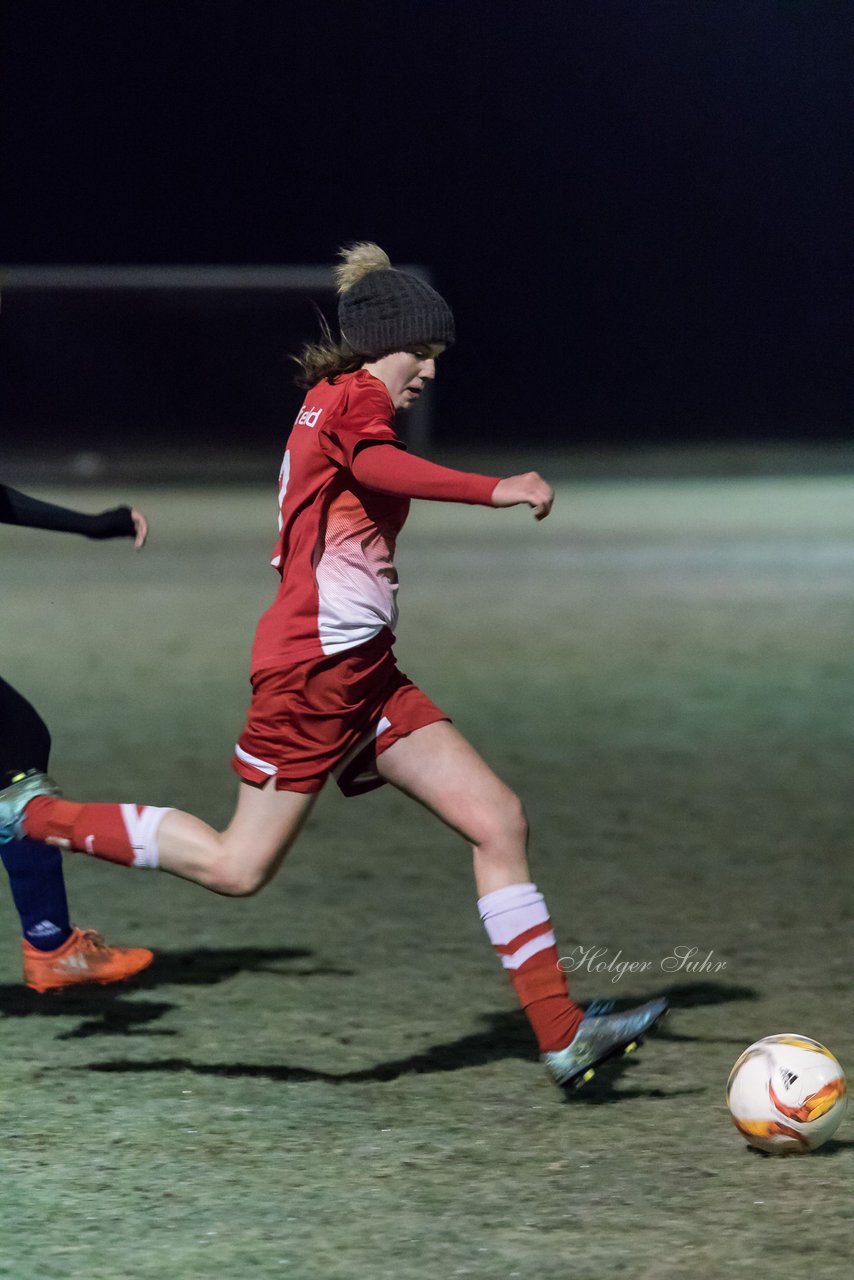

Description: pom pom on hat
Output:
[336,242,455,357]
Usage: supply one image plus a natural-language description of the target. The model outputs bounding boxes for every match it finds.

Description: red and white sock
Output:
[478,881,583,1053]
[23,797,170,869]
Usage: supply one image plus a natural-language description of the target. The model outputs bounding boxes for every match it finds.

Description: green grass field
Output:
[1,473,852,1279]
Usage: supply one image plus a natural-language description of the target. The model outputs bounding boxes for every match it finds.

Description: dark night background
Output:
[0,0,850,452]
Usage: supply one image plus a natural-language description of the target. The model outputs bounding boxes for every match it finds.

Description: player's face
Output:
[366,344,445,411]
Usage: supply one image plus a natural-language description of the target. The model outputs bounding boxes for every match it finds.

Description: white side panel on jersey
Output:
[315,509,400,657]
[315,563,399,654]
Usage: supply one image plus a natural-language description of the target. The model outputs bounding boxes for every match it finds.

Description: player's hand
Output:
[131,509,148,549]
[490,472,554,521]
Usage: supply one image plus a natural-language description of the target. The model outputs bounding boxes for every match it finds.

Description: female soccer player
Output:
[0,483,153,990]
[0,245,665,1086]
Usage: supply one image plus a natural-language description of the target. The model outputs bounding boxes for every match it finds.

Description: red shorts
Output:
[232,629,448,796]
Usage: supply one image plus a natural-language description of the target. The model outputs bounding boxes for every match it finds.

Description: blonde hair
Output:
[292,242,391,388]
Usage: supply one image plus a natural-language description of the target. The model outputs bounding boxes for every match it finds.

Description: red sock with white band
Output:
[23,797,170,869]
[478,882,584,1052]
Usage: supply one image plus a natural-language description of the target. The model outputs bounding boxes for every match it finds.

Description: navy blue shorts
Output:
[0,676,51,782]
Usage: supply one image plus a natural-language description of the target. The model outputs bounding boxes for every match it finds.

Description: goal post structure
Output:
[0,263,435,457]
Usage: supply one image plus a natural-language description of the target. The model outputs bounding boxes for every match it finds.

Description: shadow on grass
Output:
[553,979,761,1104]
[0,946,355,1039]
[743,1137,854,1158]
[79,1008,536,1084]
[804,1138,854,1155]
[56,979,755,1099]
[630,979,761,1048]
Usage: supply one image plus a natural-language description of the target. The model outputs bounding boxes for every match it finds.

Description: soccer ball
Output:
[727,1034,847,1154]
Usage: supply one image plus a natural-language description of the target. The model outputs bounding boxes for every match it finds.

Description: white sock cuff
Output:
[478,881,550,945]
[121,803,172,869]
[477,881,539,921]
[478,882,556,966]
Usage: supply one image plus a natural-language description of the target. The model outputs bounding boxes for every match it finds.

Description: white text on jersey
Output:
[296,405,323,428]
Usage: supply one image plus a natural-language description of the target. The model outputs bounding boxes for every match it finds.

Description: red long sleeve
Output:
[350,443,499,506]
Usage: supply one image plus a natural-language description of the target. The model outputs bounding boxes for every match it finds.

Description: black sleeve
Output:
[0,484,136,539]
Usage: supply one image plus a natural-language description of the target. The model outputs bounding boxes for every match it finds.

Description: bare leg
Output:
[376,720,530,894]
[156,782,318,896]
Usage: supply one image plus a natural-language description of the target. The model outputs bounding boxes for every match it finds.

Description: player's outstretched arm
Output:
[349,445,552,520]
[0,484,148,548]
[349,444,497,505]
[490,472,554,521]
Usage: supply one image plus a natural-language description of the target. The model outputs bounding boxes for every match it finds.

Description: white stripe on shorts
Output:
[234,743,277,776]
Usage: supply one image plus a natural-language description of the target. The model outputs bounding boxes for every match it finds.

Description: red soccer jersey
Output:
[251,370,409,670]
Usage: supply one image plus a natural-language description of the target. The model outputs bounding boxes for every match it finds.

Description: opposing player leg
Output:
[0,676,152,990]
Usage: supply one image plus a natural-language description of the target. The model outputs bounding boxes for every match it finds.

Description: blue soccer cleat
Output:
[0,769,61,843]
[542,996,669,1090]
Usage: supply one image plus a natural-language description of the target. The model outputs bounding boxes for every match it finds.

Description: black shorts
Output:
[0,676,51,781]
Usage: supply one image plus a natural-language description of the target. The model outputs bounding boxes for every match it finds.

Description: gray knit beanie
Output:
[336,243,455,357]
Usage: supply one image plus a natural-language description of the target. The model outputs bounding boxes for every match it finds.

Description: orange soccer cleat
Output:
[22,927,154,993]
